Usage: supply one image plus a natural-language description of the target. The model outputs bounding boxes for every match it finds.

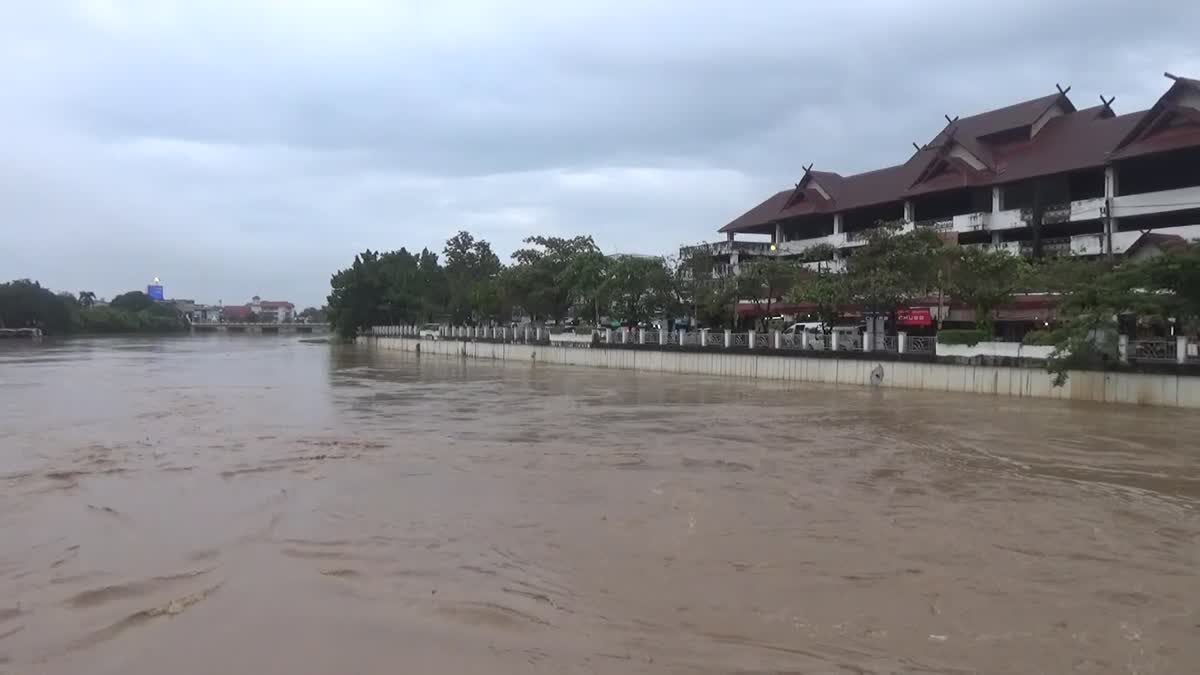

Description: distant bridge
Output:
[189,323,330,335]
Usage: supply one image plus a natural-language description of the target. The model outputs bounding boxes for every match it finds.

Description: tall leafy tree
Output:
[508,235,600,322]
[945,247,1028,331]
[845,224,943,319]
[600,256,674,325]
[443,231,502,324]
[788,269,852,331]
[737,257,801,325]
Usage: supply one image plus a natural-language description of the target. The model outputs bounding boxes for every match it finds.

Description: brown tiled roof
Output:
[989,107,1143,183]
[719,190,790,233]
[1127,232,1189,255]
[721,76,1199,235]
[931,93,1069,146]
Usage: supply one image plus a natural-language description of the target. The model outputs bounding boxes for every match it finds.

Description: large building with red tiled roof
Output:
[689,72,1200,275]
[219,296,296,323]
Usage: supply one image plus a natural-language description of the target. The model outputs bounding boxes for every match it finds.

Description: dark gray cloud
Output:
[2,0,1197,306]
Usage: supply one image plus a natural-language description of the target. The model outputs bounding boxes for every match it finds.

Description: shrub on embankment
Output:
[936,329,991,346]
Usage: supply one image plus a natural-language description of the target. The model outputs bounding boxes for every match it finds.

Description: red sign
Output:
[896,308,933,327]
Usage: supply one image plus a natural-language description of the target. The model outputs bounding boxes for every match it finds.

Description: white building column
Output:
[903,200,914,223]
[832,213,844,235]
[992,186,1003,213]
[774,222,784,244]
[1104,165,1120,256]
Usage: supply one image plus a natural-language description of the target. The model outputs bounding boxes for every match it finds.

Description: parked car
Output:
[418,323,441,340]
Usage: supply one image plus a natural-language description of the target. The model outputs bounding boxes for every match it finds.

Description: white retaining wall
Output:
[936,341,1055,360]
[362,336,1200,409]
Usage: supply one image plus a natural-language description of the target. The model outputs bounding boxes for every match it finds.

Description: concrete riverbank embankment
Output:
[362,336,1200,409]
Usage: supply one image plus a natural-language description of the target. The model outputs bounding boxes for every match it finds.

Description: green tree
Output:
[78,291,97,308]
[443,231,503,324]
[298,306,327,323]
[508,235,600,322]
[845,224,943,318]
[110,291,156,312]
[788,270,851,331]
[945,247,1028,332]
[600,256,674,325]
[736,257,800,325]
[1134,242,1200,330]
[0,280,78,334]
[1025,257,1131,385]
[672,249,738,328]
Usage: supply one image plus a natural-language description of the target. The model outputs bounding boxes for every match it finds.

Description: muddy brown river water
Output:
[1,337,1197,674]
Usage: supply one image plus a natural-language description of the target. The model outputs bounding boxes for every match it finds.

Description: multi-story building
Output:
[686,72,1200,272]
[248,296,296,323]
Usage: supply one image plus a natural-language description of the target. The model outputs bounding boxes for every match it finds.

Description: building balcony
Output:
[988,208,1032,231]
[799,258,846,273]
[681,239,774,258]
[1019,237,1072,258]
[1111,185,1200,219]
[778,233,841,254]
[915,217,954,232]
[951,212,989,232]
[842,230,871,246]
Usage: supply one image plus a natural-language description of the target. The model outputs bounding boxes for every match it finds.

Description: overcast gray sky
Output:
[2,1,1198,307]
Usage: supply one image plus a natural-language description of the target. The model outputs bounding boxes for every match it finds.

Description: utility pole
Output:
[1105,198,1115,265]
[1030,180,1044,260]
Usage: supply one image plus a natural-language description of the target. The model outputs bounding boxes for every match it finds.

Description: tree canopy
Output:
[0,280,186,334]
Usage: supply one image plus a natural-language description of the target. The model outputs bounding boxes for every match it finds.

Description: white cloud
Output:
[1,0,1198,306]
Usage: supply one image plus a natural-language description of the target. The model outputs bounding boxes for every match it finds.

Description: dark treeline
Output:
[0,281,187,334]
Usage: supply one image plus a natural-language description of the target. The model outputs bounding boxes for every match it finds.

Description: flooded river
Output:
[1,337,1198,674]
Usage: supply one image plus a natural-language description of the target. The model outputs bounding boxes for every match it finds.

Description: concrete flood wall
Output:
[362,336,1200,409]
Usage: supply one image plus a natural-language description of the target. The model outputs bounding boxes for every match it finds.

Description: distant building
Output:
[249,296,296,323]
[217,296,296,323]
[187,304,222,323]
[221,304,253,322]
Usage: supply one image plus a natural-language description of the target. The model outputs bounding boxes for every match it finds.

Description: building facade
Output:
[686,73,1200,273]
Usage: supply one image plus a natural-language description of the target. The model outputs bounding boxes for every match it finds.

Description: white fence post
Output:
[700,329,708,347]
[831,332,840,351]
[604,328,612,344]
[1118,334,1129,364]
[1177,335,1188,365]
[898,331,907,354]
[863,330,872,352]
[724,329,732,348]
[772,329,781,350]
[801,331,809,349]
[747,329,756,350]
[639,329,646,345]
